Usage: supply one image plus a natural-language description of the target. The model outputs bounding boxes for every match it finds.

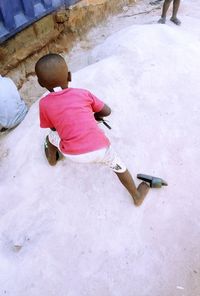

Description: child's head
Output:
[35,53,71,91]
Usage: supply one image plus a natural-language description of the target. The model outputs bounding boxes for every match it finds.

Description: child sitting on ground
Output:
[158,0,181,25]
[35,53,149,206]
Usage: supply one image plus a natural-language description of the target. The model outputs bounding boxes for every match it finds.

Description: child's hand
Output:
[94,104,111,121]
[94,113,103,121]
[94,114,111,129]
[94,104,112,129]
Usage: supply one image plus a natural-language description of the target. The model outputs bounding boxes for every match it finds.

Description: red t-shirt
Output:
[39,88,110,154]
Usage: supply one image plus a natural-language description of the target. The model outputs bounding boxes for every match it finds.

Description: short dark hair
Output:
[35,53,68,89]
[35,53,65,72]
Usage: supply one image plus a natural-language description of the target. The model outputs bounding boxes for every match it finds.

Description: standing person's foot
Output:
[133,182,150,207]
[158,17,166,24]
[170,17,181,25]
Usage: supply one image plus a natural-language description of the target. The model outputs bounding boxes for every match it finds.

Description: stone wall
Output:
[0,0,137,88]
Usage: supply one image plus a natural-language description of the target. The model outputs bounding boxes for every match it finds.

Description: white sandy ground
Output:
[0,0,200,295]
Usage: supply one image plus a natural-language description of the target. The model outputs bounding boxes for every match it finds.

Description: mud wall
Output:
[0,0,137,88]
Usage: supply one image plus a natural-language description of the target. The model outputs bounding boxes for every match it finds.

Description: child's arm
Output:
[94,104,111,121]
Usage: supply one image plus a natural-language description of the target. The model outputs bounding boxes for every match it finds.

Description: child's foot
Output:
[44,136,59,166]
[134,182,150,207]
[158,17,166,24]
[170,17,181,25]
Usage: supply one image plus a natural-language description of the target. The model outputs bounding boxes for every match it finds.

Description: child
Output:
[158,0,181,25]
[0,75,28,132]
[35,53,149,206]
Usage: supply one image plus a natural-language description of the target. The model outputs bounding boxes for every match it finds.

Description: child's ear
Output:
[68,71,72,82]
[37,78,44,88]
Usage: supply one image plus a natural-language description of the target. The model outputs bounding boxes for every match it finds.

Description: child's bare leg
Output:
[170,0,181,25]
[158,0,172,23]
[45,136,59,166]
[115,169,149,206]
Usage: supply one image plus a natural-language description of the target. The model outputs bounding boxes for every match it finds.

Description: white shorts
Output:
[48,130,126,173]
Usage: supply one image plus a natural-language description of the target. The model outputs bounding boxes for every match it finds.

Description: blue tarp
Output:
[0,0,80,43]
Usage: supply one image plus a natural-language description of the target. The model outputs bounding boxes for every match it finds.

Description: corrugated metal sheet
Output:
[0,0,80,43]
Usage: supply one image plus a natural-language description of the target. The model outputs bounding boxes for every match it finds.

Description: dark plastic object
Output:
[137,174,168,188]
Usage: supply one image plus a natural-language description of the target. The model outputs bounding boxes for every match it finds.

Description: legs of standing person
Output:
[158,0,172,23]
[170,0,181,25]
[158,0,181,25]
